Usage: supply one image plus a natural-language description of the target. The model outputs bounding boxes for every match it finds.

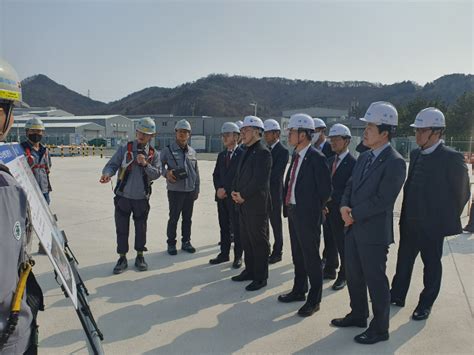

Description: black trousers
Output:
[327,201,346,279]
[322,217,338,273]
[465,203,474,230]
[288,206,323,305]
[217,196,243,258]
[114,196,150,254]
[269,192,284,255]
[391,220,445,309]
[345,229,390,333]
[167,190,195,246]
[239,209,270,281]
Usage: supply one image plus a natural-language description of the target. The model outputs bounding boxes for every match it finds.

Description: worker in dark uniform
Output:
[231,115,272,291]
[210,122,243,268]
[161,119,200,256]
[312,117,338,280]
[0,57,43,355]
[390,107,470,320]
[21,117,52,255]
[100,117,160,274]
[331,101,406,345]
[277,113,331,317]
[263,119,289,264]
[326,124,356,291]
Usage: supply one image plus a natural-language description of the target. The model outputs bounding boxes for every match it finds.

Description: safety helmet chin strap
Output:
[420,128,443,151]
[0,101,14,140]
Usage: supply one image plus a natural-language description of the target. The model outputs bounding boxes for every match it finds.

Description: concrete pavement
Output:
[33,156,474,354]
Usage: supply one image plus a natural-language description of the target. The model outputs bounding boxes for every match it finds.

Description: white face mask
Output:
[311,132,321,145]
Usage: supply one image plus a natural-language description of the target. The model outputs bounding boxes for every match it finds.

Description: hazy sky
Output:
[1,0,472,103]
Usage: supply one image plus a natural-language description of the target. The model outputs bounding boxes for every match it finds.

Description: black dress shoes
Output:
[354,329,389,344]
[245,280,267,291]
[209,254,230,265]
[268,253,282,264]
[331,315,367,328]
[390,297,405,307]
[412,307,431,320]
[332,278,346,290]
[231,270,253,282]
[232,257,242,269]
[278,292,306,303]
[297,302,320,317]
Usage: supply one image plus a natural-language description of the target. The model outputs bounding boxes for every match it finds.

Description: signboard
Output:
[0,143,78,308]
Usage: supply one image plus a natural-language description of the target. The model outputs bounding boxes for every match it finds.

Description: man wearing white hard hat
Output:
[210,122,244,268]
[277,113,331,317]
[263,119,289,264]
[312,117,338,280]
[390,107,469,321]
[100,117,161,274]
[231,116,272,291]
[21,117,52,254]
[326,124,356,291]
[161,119,200,256]
[332,101,406,344]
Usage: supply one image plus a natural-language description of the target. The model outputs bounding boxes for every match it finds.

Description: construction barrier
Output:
[47,145,106,158]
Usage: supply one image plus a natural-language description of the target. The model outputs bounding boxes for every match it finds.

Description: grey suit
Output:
[341,145,406,334]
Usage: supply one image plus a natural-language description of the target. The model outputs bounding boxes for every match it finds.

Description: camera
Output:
[172,168,188,180]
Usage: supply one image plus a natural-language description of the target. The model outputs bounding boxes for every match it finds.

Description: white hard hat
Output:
[360,101,398,126]
[288,113,315,131]
[221,122,240,134]
[25,117,45,131]
[313,118,327,129]
[328,123,351,138]
[175,119,191,131]
[0,58,23,106]
[235,120,243,129]
[410,107,446,128]
[136,117,156,135]
[263,119,281,132]
[241,115,264,130]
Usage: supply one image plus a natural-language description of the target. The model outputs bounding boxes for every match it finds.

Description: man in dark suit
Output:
[263,119,289,264]
[312,117,338,279]
[277,113,332,317]
[331,102,406,345]
[326,124,356,291]
[210,122,244,268]
[231,116,272,291]
[391,107,470,320]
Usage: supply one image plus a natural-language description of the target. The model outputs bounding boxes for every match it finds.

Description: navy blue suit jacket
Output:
[400,143,470,237]
[213,146,244,197]
[328,152,356,208]
[341,145,406,245]
[283,146,332,225]
[269,141,289,204]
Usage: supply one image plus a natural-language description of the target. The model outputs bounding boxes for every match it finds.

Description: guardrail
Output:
[47,145,105,158]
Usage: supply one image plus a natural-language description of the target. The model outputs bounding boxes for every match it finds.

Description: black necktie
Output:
[225,150,232,167]
[362,152,375,177]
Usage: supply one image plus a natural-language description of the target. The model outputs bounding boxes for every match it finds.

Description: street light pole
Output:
[250,102,257,116]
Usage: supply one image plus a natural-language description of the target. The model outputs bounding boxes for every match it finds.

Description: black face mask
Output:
[28,133,43,143]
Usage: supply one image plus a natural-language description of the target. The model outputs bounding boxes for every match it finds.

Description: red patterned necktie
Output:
[331,155,339,177]
[285,154,300,206]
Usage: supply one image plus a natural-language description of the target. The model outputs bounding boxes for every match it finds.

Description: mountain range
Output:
[21,73,473,117]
